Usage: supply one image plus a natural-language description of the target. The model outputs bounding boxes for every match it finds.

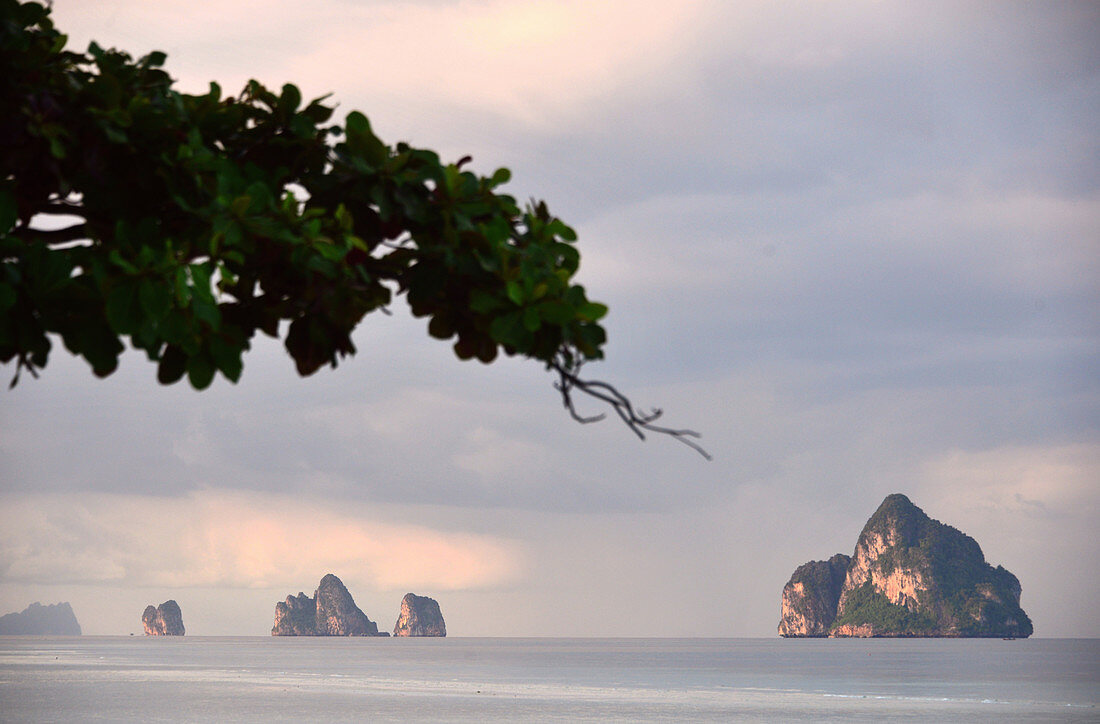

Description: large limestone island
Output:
[779,494,1032,638]
[273,574,388,636]
[393,593,446,637]
[142,600,185,636]
[0,602,82,635]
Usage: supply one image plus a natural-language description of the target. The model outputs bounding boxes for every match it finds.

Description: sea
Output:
[0,637,1096,722]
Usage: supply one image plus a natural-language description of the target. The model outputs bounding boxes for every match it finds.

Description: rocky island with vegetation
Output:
[142,600,185,636]
[272,574,388,636]
[393,593,446,637]
[779,494,1032,638]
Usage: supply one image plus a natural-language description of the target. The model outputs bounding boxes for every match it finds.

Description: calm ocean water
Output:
[0,637,1095,722]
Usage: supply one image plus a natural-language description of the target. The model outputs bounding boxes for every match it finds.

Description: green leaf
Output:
[102,125,128,144]
[468,289,502,314]
[334,203,353,231]
[160,310,188,345]
[428,314,454,339]
[547,218,577,242]
[190,296,221,330]
[279,83,302,115]
[77,322,123,377]
[344,111,387,165]
[302,96,334,124]
[189,263,215,302]
[522,306,541,332]
[505,281,524,306]
[285,316,330,376]
[187,352,215,389]
[230,195,251,217]
[0,282,15,312]
[577,301,608,322]
[555,243,580,273]
[575,323,607,357]
[174,267,191,305]
[105,283,140,333]
[223,220,243,250]
[0,187,17,232]
[209,335,242,382]
[536,300,574,325]
[489,311,529,348]
[157,344,187,384]
[138,278,172,321]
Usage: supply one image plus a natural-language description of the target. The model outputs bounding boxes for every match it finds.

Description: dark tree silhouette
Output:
[0,0,706,457]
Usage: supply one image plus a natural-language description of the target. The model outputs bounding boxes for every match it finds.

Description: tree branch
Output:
[8,353,41,389]
[549,355,712,460]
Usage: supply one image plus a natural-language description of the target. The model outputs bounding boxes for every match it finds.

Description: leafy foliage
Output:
[0,1,709,457]
[1,0,608,388]
[790,554,850,601]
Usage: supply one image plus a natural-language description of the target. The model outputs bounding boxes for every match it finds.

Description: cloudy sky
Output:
[2,0,1097,637]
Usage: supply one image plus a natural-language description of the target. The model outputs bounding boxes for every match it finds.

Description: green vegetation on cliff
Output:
[860,494,1032,637]
[830,581,936,635]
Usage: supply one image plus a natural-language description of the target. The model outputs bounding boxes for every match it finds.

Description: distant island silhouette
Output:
[0,602,81,635]
[271,573,446,637]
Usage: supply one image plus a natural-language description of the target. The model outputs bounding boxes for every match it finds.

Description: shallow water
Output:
[0,637,1095,722]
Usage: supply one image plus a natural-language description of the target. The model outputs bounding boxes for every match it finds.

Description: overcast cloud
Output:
[1,0,1097,637]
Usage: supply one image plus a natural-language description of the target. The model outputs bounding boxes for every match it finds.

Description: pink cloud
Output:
[0,490,524,591]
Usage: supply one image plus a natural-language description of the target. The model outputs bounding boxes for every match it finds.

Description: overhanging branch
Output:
[549,355,712,460]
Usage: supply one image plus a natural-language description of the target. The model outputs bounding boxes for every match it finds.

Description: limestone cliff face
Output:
[779,494,1032,638]
[272,574,386,636]
[393,593,446,637]
[777,554,850,637]
[142,600,185,636]
[273,592,319,636]
[315,574,380,636]
[838,495,931,617]
[0,602,81,635]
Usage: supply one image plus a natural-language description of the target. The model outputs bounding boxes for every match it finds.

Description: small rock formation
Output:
[272,573,387,636]
[777,554,851,637]
[142,600,185,636]
[393,593,446,637]
[273,592,318,636]
[779,494,1033,638]
[0,602,81,635]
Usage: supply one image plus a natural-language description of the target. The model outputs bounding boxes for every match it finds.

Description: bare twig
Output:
[8,354,41,389]
[549,354,712,460]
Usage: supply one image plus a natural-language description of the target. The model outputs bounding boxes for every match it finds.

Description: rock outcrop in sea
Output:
[778,554,851,637]
[0,602,81,635]
[393,593,446,637]
[272,574,388,636]
[778,494,1033,638]
[142,600,185,636]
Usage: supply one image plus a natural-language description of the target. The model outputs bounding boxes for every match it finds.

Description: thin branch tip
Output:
[550,356,712,460]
